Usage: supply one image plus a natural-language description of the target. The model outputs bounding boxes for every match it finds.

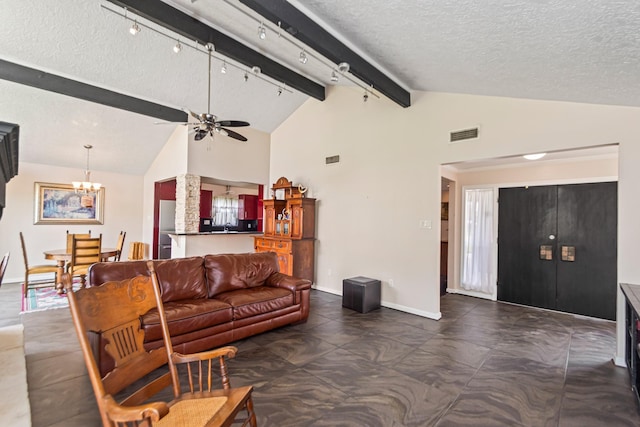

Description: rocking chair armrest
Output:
[103,395,169,423]
[171,346,238,364]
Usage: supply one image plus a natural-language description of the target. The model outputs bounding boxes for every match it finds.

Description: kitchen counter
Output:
[169,231,263,236]
[168,231,261,258]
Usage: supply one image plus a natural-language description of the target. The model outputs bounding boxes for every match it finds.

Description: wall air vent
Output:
[325,155,340,164]
[449,127,479,143]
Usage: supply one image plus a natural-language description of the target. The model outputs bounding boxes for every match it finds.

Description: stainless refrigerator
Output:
[158,200,176,259]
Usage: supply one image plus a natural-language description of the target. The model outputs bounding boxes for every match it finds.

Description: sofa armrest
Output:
[266,272,311,304]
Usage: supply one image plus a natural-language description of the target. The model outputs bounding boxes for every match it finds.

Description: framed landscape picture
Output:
[34,182,105,225]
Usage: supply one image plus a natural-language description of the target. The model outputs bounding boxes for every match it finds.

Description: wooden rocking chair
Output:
[65,261,257,427]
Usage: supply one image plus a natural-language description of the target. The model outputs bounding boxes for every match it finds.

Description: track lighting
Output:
[277,87,283,96]
[338,62,350,73]
[299,50,308,64]
[363,91,369,102]
[173,41,182,53]
[129,20,140,35]
[251,66,261,74]
[257,23,266,40]
[244,72,249,82]
[331,71,339,83]
[221,61,227,74]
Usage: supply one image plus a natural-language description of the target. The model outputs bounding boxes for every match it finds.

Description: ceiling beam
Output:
[107,0,325,101]
[0,59,187,122]
[239,0,411,108]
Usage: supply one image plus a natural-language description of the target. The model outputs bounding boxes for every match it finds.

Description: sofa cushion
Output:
[142,298,232,341]
[205,252,279,298]
[214,286,293,320]
[155,257,208,302]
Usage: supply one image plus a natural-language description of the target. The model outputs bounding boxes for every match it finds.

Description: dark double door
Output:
[497,182,617,320]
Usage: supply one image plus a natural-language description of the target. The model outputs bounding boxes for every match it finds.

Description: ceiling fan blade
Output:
[194,130,208,141]
[221,128,248,142]
[217,120,250,127]
[184,108,202,122]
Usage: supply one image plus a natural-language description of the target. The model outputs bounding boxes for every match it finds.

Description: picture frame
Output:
[34,182,105,225]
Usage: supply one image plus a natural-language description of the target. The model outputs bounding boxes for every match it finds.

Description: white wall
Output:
[271,86,640,343]
[187,127,271,185]
[0,162,143,282]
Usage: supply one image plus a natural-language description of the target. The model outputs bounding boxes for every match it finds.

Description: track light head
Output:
[277,87,283,96]
[244,72,249,82]
[363,91,369,102]
[331,71,339,83]
[251,66,261,74]
[221,61,227,74]
[299,50,308,64]
[257,23,266,40]
[338,62,350,73]
[173,41,182,53]
[129,20,140,35]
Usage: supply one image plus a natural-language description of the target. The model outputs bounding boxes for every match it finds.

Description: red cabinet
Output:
[238,194,258,220]
[200,190,212,219]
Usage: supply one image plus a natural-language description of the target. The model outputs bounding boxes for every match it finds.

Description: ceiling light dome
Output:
[523,153,547,160]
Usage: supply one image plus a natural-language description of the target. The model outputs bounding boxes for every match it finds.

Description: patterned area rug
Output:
[21,284,79,313]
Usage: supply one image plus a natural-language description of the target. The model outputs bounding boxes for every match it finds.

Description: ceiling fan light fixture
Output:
[338,62,350,73]
[299,50,308,64]
[129,20,140,35]
[257,23,266,40]
[523,153,547,160]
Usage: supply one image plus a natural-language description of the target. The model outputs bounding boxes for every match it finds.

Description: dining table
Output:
[43,248,118,294]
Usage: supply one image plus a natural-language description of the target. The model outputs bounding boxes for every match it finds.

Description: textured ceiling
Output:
[1,0,638,175]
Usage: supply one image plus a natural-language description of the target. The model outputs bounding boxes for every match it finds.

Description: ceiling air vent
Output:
[449,127,479,143]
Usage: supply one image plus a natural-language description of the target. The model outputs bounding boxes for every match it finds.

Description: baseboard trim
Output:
[446,287,496,301]
[312,285,442,320]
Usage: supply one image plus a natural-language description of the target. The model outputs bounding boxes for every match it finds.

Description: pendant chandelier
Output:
[72,144,101,193]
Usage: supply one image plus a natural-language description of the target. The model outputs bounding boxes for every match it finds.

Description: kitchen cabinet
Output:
[200,189,212,219]
[255,177,316,283]
[238,194,258,220]
[621,283,640,409]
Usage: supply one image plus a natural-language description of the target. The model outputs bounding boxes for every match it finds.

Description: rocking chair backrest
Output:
[65,273,171,425]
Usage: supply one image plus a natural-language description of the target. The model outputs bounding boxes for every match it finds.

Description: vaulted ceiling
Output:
[1,0,638,175]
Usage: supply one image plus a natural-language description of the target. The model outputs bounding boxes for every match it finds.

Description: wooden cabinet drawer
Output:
[272,240,291,252]
[255,238,272,250]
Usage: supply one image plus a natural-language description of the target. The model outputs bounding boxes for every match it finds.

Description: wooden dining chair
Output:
[112,231,126,261]
[67,234,101,287]
[64,261,257,427]
[0,252,9,288]
[19,232,58,298]
[66,230,92,252]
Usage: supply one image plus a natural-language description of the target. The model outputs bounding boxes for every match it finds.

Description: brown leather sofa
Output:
[88,252,311,374]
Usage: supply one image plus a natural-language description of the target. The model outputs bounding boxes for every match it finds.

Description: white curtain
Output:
[461,188,494,293]
[212,196,238,226]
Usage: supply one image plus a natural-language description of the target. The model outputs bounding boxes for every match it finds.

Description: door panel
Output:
[497,182,617,320]
[498,186,557,309]
[556,182,617,320]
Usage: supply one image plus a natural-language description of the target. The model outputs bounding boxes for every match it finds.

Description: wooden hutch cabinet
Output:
[254,177,316,283]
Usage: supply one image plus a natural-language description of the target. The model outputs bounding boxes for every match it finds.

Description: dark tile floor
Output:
[2,281,640,426]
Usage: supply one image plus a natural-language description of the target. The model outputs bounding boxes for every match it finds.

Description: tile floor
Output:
[1,280,640,426]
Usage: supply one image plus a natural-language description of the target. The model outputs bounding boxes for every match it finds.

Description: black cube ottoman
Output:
[342,276,381,313]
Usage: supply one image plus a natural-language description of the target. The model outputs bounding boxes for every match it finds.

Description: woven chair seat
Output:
[154,396,227,426]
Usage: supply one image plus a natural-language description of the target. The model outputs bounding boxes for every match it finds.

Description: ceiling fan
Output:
[166,44,250,142]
